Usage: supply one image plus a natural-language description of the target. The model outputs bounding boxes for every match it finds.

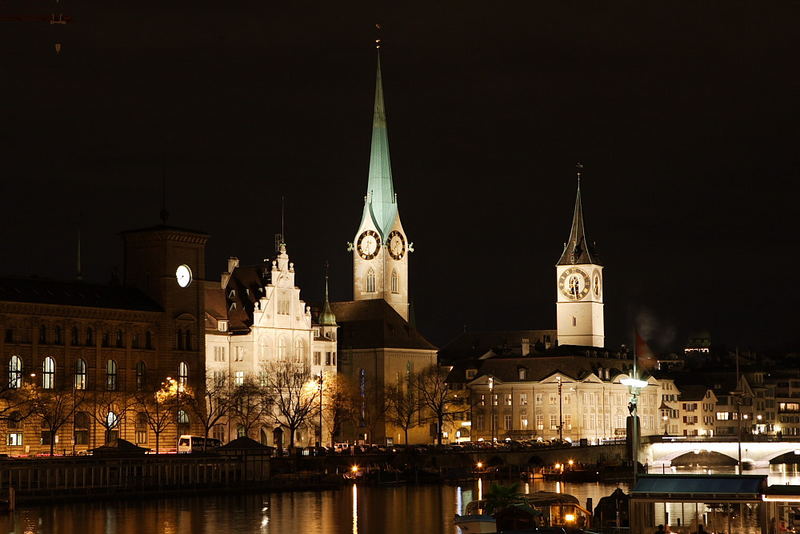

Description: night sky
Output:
[1,2,797,352]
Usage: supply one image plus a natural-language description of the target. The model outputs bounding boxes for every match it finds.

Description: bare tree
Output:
[186,373,232,447]
[262,361,318,453]
[385,378,421,445]
[29,386,85,456]
[90,390,135,446]
[416,364,464,445]
[358,381,390,445]
[319,372,359,447]
[230,376,271,440]
[135,379,187,454]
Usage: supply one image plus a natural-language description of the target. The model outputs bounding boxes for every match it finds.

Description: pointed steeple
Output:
[319,265,337,326]
[557,166,601,265]
[361,51,398,239]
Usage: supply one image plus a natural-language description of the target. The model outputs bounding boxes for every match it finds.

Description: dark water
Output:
[0,478,628,534]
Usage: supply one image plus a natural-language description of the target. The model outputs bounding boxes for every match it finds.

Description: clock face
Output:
[356,230,381,260]
[559,267,590,300]
[176,264,192,288]
[387,230,406,260]
[593,270,602,298]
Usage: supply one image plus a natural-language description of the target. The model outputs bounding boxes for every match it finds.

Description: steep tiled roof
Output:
[447,354,629,384]
[331,300,436,351]
[0,277,162,312]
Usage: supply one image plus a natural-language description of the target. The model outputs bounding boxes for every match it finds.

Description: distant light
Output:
[351,465,359,473]
[476,462,483,469]
[565,514,576,522]
[568,459,574,466]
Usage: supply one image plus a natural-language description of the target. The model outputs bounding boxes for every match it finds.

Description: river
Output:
[1,465,796,533]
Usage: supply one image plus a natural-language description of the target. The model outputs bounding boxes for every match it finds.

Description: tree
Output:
[385,378,420,445]
[135,379,187,454]
[186,373,232,447]
[485,482,522,515]
[319,372,359,447]
[230,376,271,440]
[90,390,135,446]
[416,364,464,445]
[29,385,85,456]
[262,361,318,453]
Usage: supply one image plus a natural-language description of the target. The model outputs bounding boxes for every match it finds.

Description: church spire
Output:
[362,49,398,239]
[557,163,601,266]
[319,263,337,326]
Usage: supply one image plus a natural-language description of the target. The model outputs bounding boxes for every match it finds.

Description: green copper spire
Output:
[319,266,337,326]
[362,52,398,239]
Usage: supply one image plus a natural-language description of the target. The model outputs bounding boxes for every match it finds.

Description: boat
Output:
[455,491,592,533]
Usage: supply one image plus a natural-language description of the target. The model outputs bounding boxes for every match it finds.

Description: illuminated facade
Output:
[204,244,337,447]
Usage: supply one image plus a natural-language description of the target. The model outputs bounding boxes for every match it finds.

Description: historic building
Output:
[204,244,338,448]
[334,53,438,445]
[0,224,208,455]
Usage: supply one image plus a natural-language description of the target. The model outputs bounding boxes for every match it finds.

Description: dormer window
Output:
[465,369,477,380]
[518,367,527,380]
[218,320,228,332]
[228,290,236,298]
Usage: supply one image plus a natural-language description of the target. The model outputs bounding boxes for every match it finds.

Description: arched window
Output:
[178,361,189,386]
[391,270,399,294]
[294,338,306,363]
[278,337,288,361]
[177,410,190,436]
[75,359,87,390]
[106,411,119,428]
[8,355,23,389]
[86,327,94,346]
[258,336,271,361]
[136,361,146,391]
[106,360,117,391]
[42,357,55,389]
[365,268,376,293]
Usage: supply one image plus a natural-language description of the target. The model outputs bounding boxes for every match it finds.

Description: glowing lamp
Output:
[351,465,359,473]
[476,462,483,469]
[565,514,576,523]
[621,377,649,389]
[568,459,574,466]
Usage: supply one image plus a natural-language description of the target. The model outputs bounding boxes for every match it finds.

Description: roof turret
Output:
[319,270,337,326]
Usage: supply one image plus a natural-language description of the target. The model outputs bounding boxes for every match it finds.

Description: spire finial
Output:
[375,23,382,49]
[320,260,337,326]
[576,162,583,187]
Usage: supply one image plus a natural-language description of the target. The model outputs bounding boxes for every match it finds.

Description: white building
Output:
[204,244,337,447]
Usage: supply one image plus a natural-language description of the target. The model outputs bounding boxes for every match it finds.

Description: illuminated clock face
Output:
[593,270,602,298]
[559,267,590,300]
[176,264,192,288]
[356,230,381,260]
[387,230,406,260]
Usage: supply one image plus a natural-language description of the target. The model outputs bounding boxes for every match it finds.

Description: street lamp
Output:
[317,373,324,448]
[556,376,564,442]
[662,414,669,436]
[621,375,649,486]
[488,376,495,444]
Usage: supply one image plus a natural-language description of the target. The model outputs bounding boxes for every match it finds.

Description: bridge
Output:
[641,437,800,468]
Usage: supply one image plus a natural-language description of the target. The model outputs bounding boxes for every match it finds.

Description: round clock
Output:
[593,270,602,298]
[387,230,406,260]
[559,267,589,300]
[356,230,381,260]
[176,264,193,288]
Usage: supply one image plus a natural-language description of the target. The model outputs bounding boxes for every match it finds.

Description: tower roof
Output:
[557,179,601,266]
[319,272,337,326]
[361,52,398,239]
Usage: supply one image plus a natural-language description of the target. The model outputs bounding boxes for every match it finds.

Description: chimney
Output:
[521,338,530,356]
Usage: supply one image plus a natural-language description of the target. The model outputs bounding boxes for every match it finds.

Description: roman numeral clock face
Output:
[388,230,406,260]
[559,267,590,300]
[356,230,381,260]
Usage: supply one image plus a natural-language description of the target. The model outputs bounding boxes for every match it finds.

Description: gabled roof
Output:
[678,384,713,401]
[557,180,601,266]
[447,355,625,384]
[0,277,162,312]
[331,300,436,351]
[204,262,271,333]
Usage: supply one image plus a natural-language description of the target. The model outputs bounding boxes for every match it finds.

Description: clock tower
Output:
[350,53,410,321]
[556,176,604,347]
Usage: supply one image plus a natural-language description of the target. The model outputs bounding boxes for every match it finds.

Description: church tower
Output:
[556,173,604,347]
[351,52,410,321]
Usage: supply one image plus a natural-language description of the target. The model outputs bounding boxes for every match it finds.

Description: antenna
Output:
[324,260,330,301]
[275,196,286,253]
[159,157,169,225]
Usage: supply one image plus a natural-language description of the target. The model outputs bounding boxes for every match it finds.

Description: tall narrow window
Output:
[176,330,184,350]
[54,326,62,345]
[86,327,94,346]
[365,269,376,293]
[572,317,577,327]
[145,331,153,349]
[136,361,146,391]
[75,359,87,390]
[391,270,399,294]
[39,325,47,344]
[74,411,89,445]
[178,361,189,386]
[116,330,124,348]
[294,339,305,363]
[71,326,79,345]
[177,410,190,436]
[42,357,55,389]
[106,360,117,391]
[184,330,192,351]
[132,333,140,349]
[278,338,287,361]
[8,355,23,389]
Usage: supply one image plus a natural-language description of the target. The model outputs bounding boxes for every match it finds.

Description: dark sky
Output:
[1,2,797,352]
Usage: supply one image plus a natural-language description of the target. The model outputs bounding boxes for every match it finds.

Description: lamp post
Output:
[621,375,649,486]
[488,376,495,444]
[557,376,564,442]
[317,373,324,448]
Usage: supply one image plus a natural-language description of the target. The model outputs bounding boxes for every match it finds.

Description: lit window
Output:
[42,357,55,389]
[178,361,189,386]
[277,338,287,361]
[8,355,23,389]
[365,269,376,293]
[106,360,117,391]
[294,339,306,363]
[519,393,528,406]
[518,368,527,380]
[136,361,146,391]
[313,351,321,366]
[7,433,23,446]
[75,359,87,390]
[234,371,244,386]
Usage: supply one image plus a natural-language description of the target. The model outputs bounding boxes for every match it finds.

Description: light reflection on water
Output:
[4,465,798,534]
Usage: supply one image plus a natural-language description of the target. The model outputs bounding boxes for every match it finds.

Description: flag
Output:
[636,330,658,372]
